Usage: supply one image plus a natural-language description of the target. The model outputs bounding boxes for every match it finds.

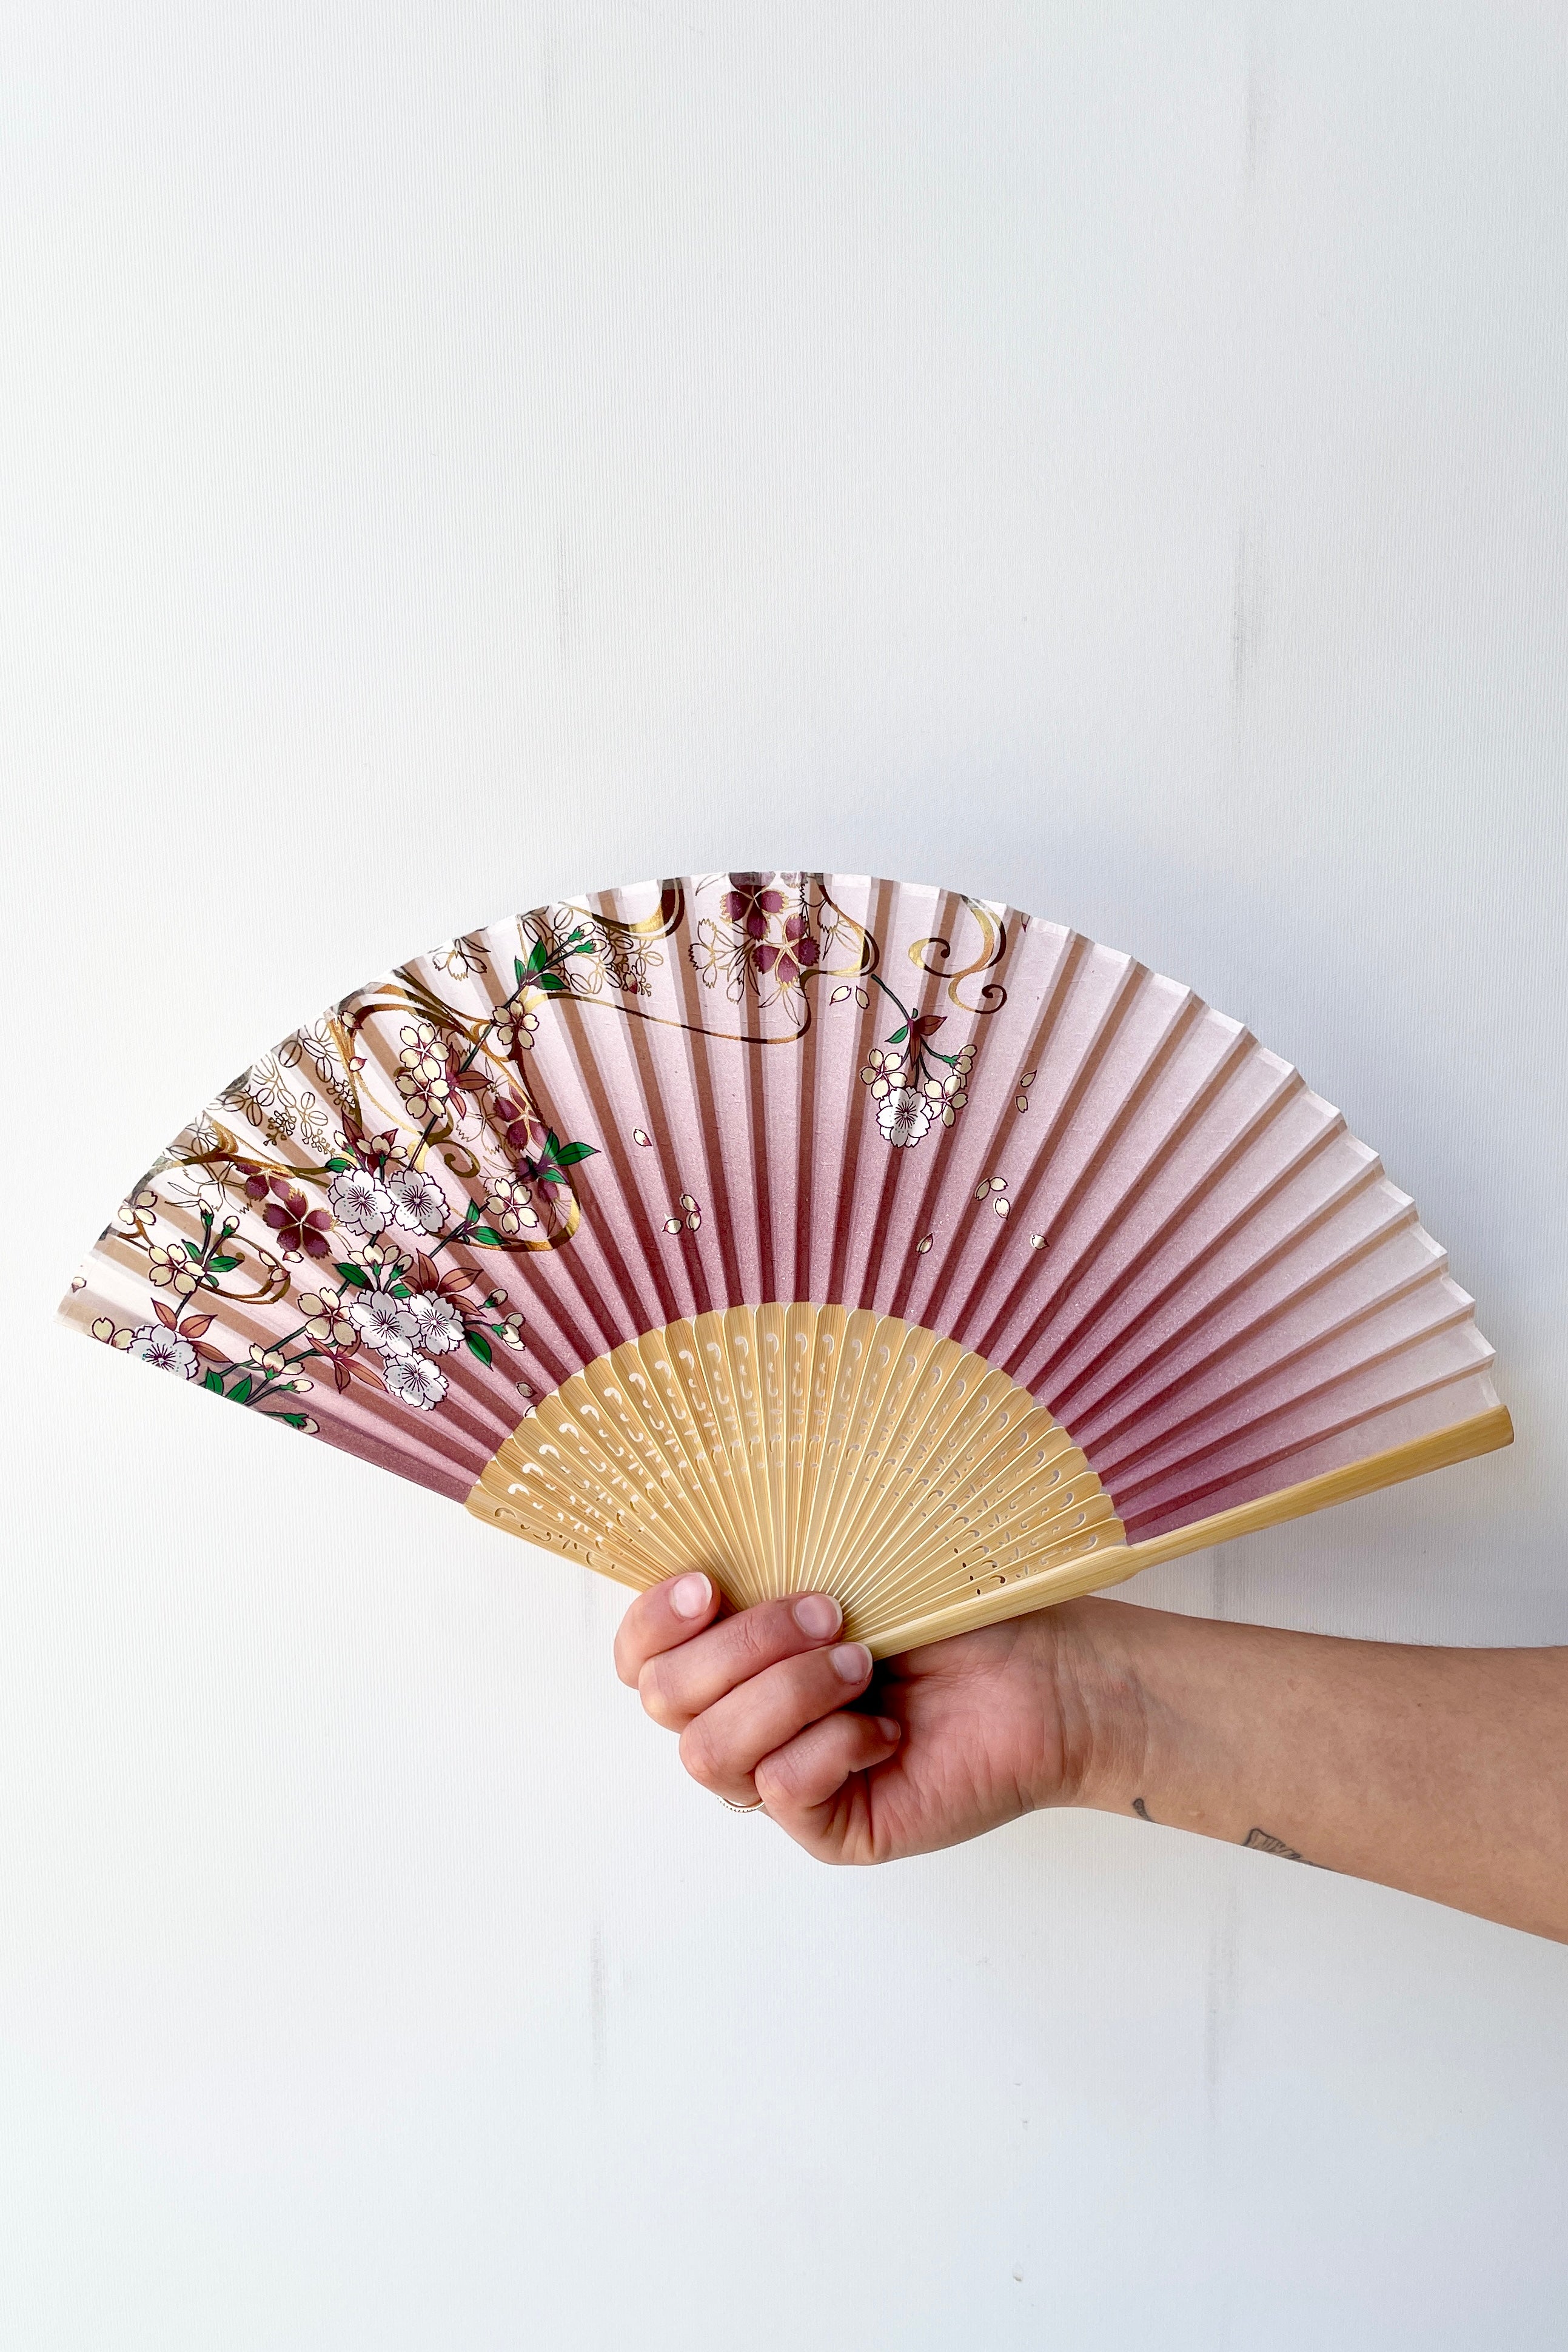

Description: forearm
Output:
[1053,1600,1568,1942]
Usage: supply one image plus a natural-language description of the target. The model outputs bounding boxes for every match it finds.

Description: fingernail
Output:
[876,1717,902,1742]
[669,1573,711,1620]
[830,1641,871,1683]
[792,1593,841,1639]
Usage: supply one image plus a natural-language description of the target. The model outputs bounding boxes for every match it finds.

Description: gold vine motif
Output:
[909,897,1010,1013]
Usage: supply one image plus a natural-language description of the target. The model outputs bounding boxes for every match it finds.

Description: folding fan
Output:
[62,874,1511,1656]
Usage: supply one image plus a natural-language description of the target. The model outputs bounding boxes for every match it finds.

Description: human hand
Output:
[612,1572,1116,1864]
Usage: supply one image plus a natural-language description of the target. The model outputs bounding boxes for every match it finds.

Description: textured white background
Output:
[5,7,1567,2347]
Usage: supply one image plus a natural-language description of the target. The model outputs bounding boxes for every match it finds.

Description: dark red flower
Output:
[261,1181,332,1259]
[754,911,820,989]
[223,1156,270,1201]
[722,873,785,940]
[492,1093,548,1161]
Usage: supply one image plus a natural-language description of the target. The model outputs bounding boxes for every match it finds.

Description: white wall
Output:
[5,7,1566,2347]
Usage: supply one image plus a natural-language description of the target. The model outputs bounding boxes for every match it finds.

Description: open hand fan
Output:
[62,874,1511,1656]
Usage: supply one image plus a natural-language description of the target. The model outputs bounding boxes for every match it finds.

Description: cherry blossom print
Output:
[857,978,978,1151]
[877,1087,931,1148]
[483,1175,540,1238]
[148,1242,200,1295]
[492,1005,539,1057]
[348,1292,420,1358]
[408,1292,464,1356]
[395,1022,463,1122]
[299,1289,360,1350]
[720,874,786,938]
[327,1168,396,1237]
[687,873,864,1016]
[127,1326,199,1378]
[384,1355,449,1411]
[431,934,489,981]
[384,1165,448,1235]
[262,1182,334,1260]
[68,879,1020,1467]
[754,912,820,990]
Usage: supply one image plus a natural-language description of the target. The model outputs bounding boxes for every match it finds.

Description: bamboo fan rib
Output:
[466,1309,1121,1649]
[61,873,1511,1656]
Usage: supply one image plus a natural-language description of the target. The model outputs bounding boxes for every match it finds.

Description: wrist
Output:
[1037,1596,1155,1813]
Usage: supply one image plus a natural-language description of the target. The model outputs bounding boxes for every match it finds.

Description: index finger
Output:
[613,1571,723,1685]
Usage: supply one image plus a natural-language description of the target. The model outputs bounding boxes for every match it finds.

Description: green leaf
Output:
[464,1330,494,1366]
[276,1411,309,1429]
[388,1284,410,1300]
[552,1139,597,1167]
[535,970,566,993]
[544,1130,562,1159]
[203,1370,225,1395]
[324,1156,352,1173]
[514,955,527,986]
[229,1376,253,1404]
[467,1224,505,1247]
[209,1253,240,1272]
[527,938,551,972]
[536,1165,566,1187]
[888,1024,908,1045]
[335,1261,372,1288]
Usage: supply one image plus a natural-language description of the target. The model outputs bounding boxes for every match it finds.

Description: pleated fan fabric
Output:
[62,874,1503,1586]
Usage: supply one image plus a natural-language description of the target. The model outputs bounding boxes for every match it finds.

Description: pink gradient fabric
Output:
[61,874,1500,1542]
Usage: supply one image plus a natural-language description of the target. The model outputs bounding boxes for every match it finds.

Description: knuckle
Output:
[613,1595,656,1686]
[726,1606,777,1672]
[737,1598,806,1675]
[678,1720,721,1790]
[637,1659,683,1730]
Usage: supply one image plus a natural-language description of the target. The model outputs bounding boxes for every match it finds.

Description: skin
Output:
[614,1576,1568,1944]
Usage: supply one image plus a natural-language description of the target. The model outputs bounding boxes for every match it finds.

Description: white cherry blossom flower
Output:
[484,1175,539,1236]
[395,1022,457,1121]
[348,1291,420,1357]
[147,1242,201,1296]
[385,1355,449,1410]
[408,1292,464,1355]
[493,1006,540,1055]
[329,1168,395,1236]
[384,1164,448,1235]
[300,1288,358,1349]
[859,1046,909,1102]
[127,1325,199,1378]
[877,1087,931,1148]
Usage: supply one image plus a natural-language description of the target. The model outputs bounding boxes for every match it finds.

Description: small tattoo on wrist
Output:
[1242,1825,1322,1867]
[1131,1797,1154,1822]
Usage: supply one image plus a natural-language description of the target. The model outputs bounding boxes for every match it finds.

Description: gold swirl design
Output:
[909,897,1009,1013]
